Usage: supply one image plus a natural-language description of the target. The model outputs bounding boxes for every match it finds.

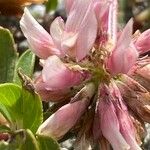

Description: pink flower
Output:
[51,0,97,61]
[37,83,95,139]
[34,75,72,101]
[21,0,98,61]
[92,105,102,141]
[94,0,117,45]
[20,1,150,149]
[106,19,139,75]
[98,84,130,150]
[94,0,110,32]
[110,81,141,150]
[64,0,74,14]
[20,8,62,59]
[116,106,142,150]
[134,29,150,54]
[35,55,90,100]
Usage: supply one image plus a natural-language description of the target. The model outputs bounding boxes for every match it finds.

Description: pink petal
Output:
[107,19,139,75]
[50,17,65,50]
[42,55,90,90]
[94,0,117,45]
[63,0,97,61]
[94,0,110,29]
[92,105,102,140]
[109,81,141,150]
[34,75,72,102]
[107,0,118,43]
[117,19,133,49]
[98,85,130,150]
[64,0,74,14]
[37,83,95,139]
[117,107,142,150]
[135,29,150,54]
[37,101,87,139]
[61,31,78,51]
[20,8,61,59]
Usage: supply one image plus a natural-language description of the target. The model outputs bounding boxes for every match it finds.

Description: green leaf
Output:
[0,27,18,83]
[0,125,11,133]
[37,135,60,150]
[21,129,39,150]
[0,141,10,150]
[13,50,35,85]
[0,83,22,125]
[22,88,43,134]
[0,83,43,133]
[46,0,58,12]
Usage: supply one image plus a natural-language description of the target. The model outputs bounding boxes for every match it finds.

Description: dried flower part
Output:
[0,113,9,141]
[92,107,102,141]
[99,136,111,150]
[74,105,94,150]
[0,0,46,15]
[129,111,146,145]
[132,63,150,91]
[74,134,92,150]
[131,74,150,92]
[0,133,9,141]
[117,75,150,123]
[37,83,95,139]
[136,61,150,81]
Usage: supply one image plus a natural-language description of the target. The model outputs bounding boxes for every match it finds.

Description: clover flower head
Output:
[20,0,150,149]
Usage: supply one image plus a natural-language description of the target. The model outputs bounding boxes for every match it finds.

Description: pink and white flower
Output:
[20,0,150,149]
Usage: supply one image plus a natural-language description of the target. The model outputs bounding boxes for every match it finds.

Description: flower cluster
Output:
[20,0,150,149]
